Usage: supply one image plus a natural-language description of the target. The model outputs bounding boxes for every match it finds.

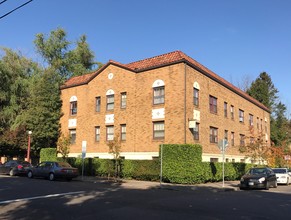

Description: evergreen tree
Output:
[271,102,289,146]
[247,72,278,111]
[247,72,290,166]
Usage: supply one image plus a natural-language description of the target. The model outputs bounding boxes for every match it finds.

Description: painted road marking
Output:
[0,191,85,205]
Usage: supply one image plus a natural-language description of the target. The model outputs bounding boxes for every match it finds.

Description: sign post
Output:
[160,144,163,187]
[218,139,228,187]
[81,141,87,181]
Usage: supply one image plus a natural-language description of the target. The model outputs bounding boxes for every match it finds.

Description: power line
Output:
[0,0,8,6]
[0,0,33,20]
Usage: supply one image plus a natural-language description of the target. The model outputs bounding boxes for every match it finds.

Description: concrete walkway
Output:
[76,175,240,192]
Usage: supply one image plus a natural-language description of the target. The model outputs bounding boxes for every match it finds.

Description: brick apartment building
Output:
[60,51,270,163]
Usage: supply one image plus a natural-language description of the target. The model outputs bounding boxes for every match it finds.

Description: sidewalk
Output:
[76,175,240,192]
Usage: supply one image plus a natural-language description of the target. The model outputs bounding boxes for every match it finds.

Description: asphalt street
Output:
[1,175,291,220]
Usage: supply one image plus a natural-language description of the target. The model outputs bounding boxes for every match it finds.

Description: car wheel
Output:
[265,182,270,190]
[49,173,55,181]
[9,169,15,176]
[27,171,33,178]
[274,181,278,188]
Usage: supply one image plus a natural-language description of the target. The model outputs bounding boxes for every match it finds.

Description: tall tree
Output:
[271,102,290,146]
[247,72,278,111]
[29,28,101,156]
[247,72,291,166]
[34,28,99,80]
[24,69,63,154]
[0,48,40,157]
[67,35,101,77]
[34,28,70,79]
[0,28,100,160]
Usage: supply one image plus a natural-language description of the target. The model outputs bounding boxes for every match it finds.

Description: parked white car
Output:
[272,168,291,185]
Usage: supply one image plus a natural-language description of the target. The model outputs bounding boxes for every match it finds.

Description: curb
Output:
[76,176,240,192]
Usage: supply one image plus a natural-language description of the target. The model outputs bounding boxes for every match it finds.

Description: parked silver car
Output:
[27,161,79,181]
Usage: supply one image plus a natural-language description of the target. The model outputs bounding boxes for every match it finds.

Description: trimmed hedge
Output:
[161,144,205,184]
[62,158,115,177]
[203,162,253,182]
[40,144,254,184]
[160,144,253,184]
[121,159,160,181]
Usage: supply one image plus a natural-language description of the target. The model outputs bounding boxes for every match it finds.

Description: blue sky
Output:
[1,0,291,115]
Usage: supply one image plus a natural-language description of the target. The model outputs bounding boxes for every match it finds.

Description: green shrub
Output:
[94,158,115,177]
[40,148,57,162]
[202,162,254,182]
[161,144,205,184]
[121,159,160,181]
[51,143,255,184]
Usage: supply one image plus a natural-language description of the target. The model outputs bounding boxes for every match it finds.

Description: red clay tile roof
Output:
[61,51,269,112]
[61,73,93,88]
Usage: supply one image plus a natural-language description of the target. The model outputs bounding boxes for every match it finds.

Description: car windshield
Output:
[56,162,72,168]
[248,168,266,175]
[273,169,287,174]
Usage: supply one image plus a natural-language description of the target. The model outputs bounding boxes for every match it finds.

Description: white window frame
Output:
[106,126,114,141]
[153,121,164,139]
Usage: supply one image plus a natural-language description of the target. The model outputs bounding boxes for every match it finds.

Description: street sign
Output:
[218,139,228,152]
[82,141,87,159]
[81,141,87,181]
[218,139,228,188]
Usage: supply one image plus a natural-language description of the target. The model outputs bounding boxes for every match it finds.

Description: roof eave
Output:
[134,59,269,113]
[60,61,136,90]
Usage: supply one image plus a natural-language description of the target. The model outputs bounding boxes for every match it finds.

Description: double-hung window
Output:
[240,134,245,146]
[224,102,228,117]
[153,121,164,139]
[239,109,244,123]
[193,123,199,140]
[193,88,199,107]
[106,126,114,141]
[224,130,228,141]
[70,101,77,115]
[209,96,217,114]
[210,127,218,143]
[69,129,76,144]
[121,124,126,141]
[96,97,101,112]
[153,86,165,105]
[249,114,254,126]
[106,94,114,111]
[95,126,100,142]
[231,132,235,146]
[230,105,234,120]
[120,92,127,109]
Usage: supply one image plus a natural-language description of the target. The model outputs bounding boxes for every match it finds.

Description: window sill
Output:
[152,103,165,107]
[152,138,164,142]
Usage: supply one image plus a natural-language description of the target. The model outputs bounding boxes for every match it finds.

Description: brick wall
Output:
[60,61,270,161]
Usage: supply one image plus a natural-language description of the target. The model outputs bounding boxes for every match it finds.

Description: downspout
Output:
[184,62,187,144]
